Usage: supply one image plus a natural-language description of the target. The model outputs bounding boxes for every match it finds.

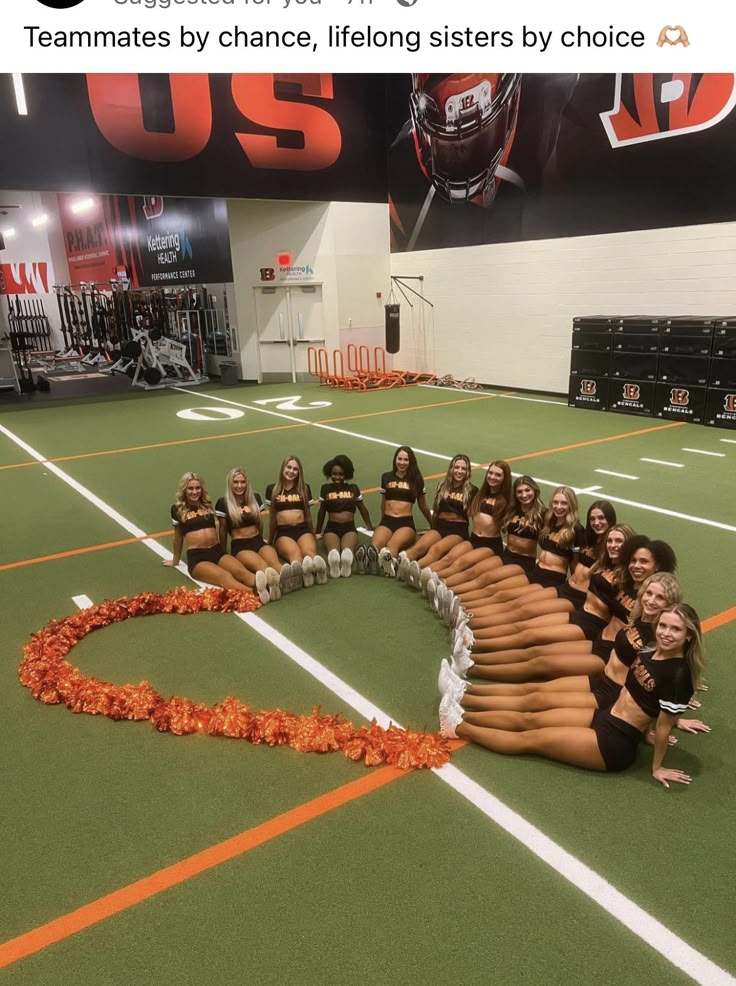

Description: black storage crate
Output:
[570,349,611,377]
[709,358,736,389]
[572,316,614,333]
[704,387,736,429]
[568,374,609,410]
[608,378,655,416]
[613,333,659,354]
[659,334,712,356]
[611,351,658,381]
[571,330,613,353]
[654,383,706,424]
[614,317,662,334]
[657,354,709,385]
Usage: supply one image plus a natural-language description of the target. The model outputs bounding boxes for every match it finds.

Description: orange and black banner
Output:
[0,73,387,203]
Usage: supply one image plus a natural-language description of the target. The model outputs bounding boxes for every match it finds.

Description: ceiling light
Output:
[12,74,28,116]
[31,214,48,228]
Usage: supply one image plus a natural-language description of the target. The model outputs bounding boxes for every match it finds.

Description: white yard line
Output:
[681,448,725,457]
[720,439,736,445]
[72,594,94,609]
[595,469,639,481]
[417,383,568,405]
[640,458,685,468]
[6,418,734,986]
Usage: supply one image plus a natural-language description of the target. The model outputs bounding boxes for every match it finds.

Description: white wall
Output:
[227,199,390,380]
[389,222,736,393]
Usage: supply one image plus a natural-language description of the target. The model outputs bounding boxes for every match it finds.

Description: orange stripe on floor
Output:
[0,531,172,572]
[0,394,498,471]
[702,606,736,634]
[505,420,686,464]
[0,764,407,970]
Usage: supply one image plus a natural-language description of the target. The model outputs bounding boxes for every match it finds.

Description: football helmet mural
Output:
[409,73,522,204]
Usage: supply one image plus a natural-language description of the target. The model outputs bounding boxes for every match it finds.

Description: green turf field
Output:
[1,381,734,985]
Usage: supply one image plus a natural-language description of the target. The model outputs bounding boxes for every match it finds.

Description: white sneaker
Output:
[396,552,411,582]
[366,545,380,576]
[439,693,464,739]
[302,555,315,588]
[433,583,447,615]
[452,622,475,652]
[266,567,281,602]
[450,638,474,677]
[340,548,354,578]
[409,560,422,589]
[313,555,328,585]
[438,658,468,702]
[291,560,304,590]
[279,563,293,594]
[427,580,437,610]
[379,547,396,577]
[354,544,368,575]
[420,567,433,594]
[442,589,456,623]
[327,548,341,579]
[255,570,268,594]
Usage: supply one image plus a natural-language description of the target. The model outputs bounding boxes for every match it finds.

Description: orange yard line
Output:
[0,531,172,573]
[0,764,408,970]
[0,394,500,472]
[702,606,736,634]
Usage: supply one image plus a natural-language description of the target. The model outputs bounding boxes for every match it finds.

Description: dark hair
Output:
[392,445,424,496]
[323,454,355,481]
[619,534,678,581]
[585,500,617,539]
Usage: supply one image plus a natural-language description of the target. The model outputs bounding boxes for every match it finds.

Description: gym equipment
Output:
[308,344,436,391]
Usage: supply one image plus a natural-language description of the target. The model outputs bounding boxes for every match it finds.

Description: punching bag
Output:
[385,303,401,354]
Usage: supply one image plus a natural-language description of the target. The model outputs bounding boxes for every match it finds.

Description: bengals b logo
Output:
[142,196,164,220]
[259,268,276,282]
[724,394,736,413]
[670,388,690,406]
[580,379,597,395]
[623,383,640,400]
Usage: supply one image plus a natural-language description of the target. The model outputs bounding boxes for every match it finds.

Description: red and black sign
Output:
[0,74,387,203]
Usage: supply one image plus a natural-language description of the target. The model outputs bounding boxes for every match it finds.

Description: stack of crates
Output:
[568,315,736,429]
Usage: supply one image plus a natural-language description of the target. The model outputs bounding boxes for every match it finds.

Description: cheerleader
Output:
[315,454,373,578]
[164,472,256,592]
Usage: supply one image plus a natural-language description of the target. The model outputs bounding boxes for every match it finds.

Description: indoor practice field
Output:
[1,380,734,986]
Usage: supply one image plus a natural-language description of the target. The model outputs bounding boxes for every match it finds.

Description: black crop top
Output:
[265,483,313,513]
[381,472,424,504]
[435,485,478,519]
[538,522,585,561]
[506,513,542,542]
[577,541,599,569]
[170,504,217,535]
[613,619,654,669]
[320,482,363,515]
[215,494,263,532]
[625,648,693,718]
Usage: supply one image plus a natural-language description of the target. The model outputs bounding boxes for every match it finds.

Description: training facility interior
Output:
[1,73,735,985]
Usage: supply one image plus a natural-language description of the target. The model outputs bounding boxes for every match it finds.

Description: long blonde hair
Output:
[539,486,579,549]
[434,454,474,513]
[174,472,213,520]
[224,467,262,531]
[629,572,682,623]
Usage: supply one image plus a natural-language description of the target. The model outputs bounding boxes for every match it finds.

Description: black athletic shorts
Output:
[186,543,225,576]
[274,523,312,544]
[592,708,641,771]
[591,636,616,663]
[569,609,608,640]
[470,533,503,555]
[501,549,537,574]
[324,519,357,537]
[379,514,416,534]
[528,566,567,588]
[556,582,588,609]
[588,671,622,710]
[436,518,469,539]
[231,534,266,554]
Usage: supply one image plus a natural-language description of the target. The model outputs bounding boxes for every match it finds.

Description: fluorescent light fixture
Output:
[70,198,95,214]
[12,74,28,116]
[2,228,16,238]
[31,214,48,228]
